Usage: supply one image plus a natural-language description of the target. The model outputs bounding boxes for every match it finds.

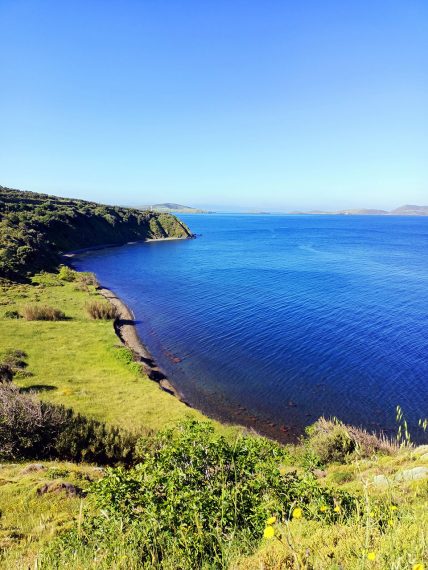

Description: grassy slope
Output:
[0,273,215,567]
[0,274,206,433]
[0,461,100,568]
[235,447,428,569]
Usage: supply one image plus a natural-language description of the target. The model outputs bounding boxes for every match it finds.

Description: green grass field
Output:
[0,272,206,433]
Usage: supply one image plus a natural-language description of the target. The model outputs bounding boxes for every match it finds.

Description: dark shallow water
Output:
[73,215,428,442]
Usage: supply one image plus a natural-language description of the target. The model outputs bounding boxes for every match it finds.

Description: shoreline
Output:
[65,238,307,443]
[67,247,299,442]
[63,235,192,259]
[99,287,189,404]
[64,235,194,411]
[100,287,299,443]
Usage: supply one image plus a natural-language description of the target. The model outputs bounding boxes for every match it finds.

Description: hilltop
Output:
[0,186,192,280]
[139,202,210,214]
[289,204,428,216]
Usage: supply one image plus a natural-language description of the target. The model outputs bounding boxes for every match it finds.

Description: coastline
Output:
[63,235,192,258]
[99,287,189,403]
[64,235,194,411]
[66,245,298,442]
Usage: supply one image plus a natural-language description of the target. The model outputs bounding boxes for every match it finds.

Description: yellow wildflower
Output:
[389,505,398,512]
[320,505,327,512]
[387,519,394,527]
[266,516,276,525]
[333,505,341,513]
[279,466,287,476]
[413,564,424,570]
[263,526,275,539]
[367,552,376,561]
[369,511,375,517]
[292,507,302,519]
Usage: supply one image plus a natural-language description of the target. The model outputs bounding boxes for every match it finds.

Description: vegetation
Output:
[1,419,425,569]
[85,299,118,320]
[21,303,66,321]
[0,383,138,464]
[0,185,192,280]
[40,420,359,569]
[0,272,206,433]
[0,189,426,568]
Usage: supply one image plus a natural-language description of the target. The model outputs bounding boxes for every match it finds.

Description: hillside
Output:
[390,204,428,216]
[0,186,193,280]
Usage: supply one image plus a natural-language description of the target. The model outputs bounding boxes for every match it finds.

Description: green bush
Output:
[330,470,355,484]
[112,347,142,375]
[42,421,360,569]
[305,418,355,464]
[58,265,76,282]
[305,418,396,465]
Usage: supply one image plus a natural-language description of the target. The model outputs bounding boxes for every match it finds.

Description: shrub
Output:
[305,417,396,465]
[58,265,76,281]
[1,348,28,370]
[85,300,118,320]
[78,272,99,288]
[4,309,20,319]
[330,470,355,484]
[0,349,28,383]
[0,364,13,383]
[74,273,99,292]
[0,384,138,464]
[42,421,360,569]
[112,347,142,375]
[22,304,66,321]
[305,418,356,464]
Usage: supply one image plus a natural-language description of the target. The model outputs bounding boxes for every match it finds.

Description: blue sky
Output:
[1,1,427,211]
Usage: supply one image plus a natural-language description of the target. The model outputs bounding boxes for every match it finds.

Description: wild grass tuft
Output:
[22,304,66,321]
[85,300,118,320]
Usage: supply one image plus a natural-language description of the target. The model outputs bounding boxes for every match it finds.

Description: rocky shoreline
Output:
[99,287,189,404]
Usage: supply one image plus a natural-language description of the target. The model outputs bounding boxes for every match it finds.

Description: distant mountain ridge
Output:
[289,204,428,216]
[139,203,210,214]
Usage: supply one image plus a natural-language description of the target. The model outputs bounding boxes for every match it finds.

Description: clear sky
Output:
[1,1,427,211]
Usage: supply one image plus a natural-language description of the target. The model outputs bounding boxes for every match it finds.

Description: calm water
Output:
[73,215,428,442]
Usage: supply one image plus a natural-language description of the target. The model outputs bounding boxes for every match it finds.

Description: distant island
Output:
[139,203,211,214]
[289,204,428,216]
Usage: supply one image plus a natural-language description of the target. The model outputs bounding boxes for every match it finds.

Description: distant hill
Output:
[290,205,428,216]
[140,203,210,214]
[0,186,193,280]
[389,204,428,216]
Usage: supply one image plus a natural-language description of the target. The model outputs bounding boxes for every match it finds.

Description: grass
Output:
[0,272,427,569]
[233,445,428,569]
[0,272,207,433]
[0,461,101,568]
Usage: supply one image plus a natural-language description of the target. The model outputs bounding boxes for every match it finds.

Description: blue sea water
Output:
[73,215,428,442]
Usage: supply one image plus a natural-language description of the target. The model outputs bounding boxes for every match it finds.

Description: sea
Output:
[72,214,428,442]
